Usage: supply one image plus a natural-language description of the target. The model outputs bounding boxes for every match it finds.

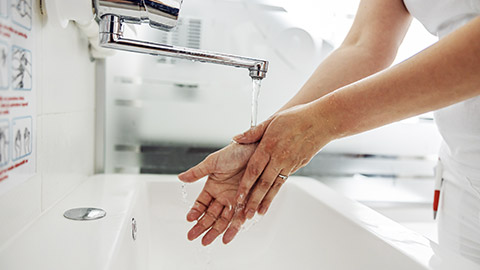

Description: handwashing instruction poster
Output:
[0,0,36,196]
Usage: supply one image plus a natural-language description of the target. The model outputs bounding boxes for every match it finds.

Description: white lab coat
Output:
[404,0,480,264]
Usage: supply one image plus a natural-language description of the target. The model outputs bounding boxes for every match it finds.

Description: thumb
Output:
[178,157,213,183]
[233,118,272,144]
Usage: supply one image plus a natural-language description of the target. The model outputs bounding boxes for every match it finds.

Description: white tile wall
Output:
[0,1,96,247]
[41,22,95,114]
[41,110,94,210]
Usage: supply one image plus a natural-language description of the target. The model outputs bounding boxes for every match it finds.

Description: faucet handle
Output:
[145,0,183,30]
[95,0,183,31]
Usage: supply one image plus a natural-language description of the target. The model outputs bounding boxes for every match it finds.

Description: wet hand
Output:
[178,142,257,245]
[233,103,334,220]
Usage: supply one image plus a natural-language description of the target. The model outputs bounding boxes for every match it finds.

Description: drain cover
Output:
[64,208,107,221]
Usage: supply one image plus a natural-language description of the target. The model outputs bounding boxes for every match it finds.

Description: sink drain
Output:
[64,208,107,221]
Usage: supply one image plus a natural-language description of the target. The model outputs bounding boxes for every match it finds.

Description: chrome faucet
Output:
[94,0,269,79]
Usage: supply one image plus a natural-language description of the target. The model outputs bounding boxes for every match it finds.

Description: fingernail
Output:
[202,234,214,246]
[178,172,191,181]
[246,209,255,220]
[188,225,203,240]
[223,229,238,244]
[186,210,199,221]
[233,134,244,141]
[258,206,268,215]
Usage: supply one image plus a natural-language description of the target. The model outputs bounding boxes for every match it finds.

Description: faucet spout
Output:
[99,15,269,80]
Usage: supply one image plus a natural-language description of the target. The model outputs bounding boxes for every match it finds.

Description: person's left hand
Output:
[178,142,257,245]
[232,103,336,222]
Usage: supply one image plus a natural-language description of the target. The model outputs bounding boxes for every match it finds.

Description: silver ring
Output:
[278,174,288,180]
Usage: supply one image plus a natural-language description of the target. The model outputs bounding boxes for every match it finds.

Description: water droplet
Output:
[181,183,188,204]
[234,203,245,214]
[241,213,264,232]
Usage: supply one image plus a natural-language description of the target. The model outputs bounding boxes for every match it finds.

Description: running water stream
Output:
[251,78,262,127]
[180,78,264,258]
[236,78,263,229]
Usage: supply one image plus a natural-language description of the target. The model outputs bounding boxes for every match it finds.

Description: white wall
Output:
[0,1,95,247]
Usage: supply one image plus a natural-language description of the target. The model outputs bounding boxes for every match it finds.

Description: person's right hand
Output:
[232,103,334,222]
[178,142,257,245]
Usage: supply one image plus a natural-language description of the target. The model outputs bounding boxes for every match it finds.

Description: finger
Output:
[187,200,224,241]
[201,205,235,246]
[178,155,214,183]
[233,118,272,144]
[186,189,213,222]
[257,173,288,216]
[244,164,285,219]
[223,205,247,245]
[234,149,270,205]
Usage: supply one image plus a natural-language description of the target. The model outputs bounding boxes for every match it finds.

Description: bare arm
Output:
[177,0,420,245]
[233,3,480,224]
[279,0,412,112]
[318,15,480,139]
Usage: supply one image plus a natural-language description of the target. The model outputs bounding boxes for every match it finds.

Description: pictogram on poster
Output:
[0,0,35,195]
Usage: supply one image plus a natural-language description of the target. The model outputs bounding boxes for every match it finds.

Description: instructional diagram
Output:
[12,116,31,161]
[12,0,32,30]
[0,42,8,89]
[0,0,35,194]
[0,121,9,167]
[12,46,31,90]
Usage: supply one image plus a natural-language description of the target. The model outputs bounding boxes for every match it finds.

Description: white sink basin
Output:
[0,174,477,270]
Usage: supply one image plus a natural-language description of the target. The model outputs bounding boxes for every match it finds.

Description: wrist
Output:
[310,91,351,142]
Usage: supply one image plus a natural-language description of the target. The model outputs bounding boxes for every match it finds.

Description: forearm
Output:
[278,0,412,113]
[317,16,480,140]
[278,44,395,112]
